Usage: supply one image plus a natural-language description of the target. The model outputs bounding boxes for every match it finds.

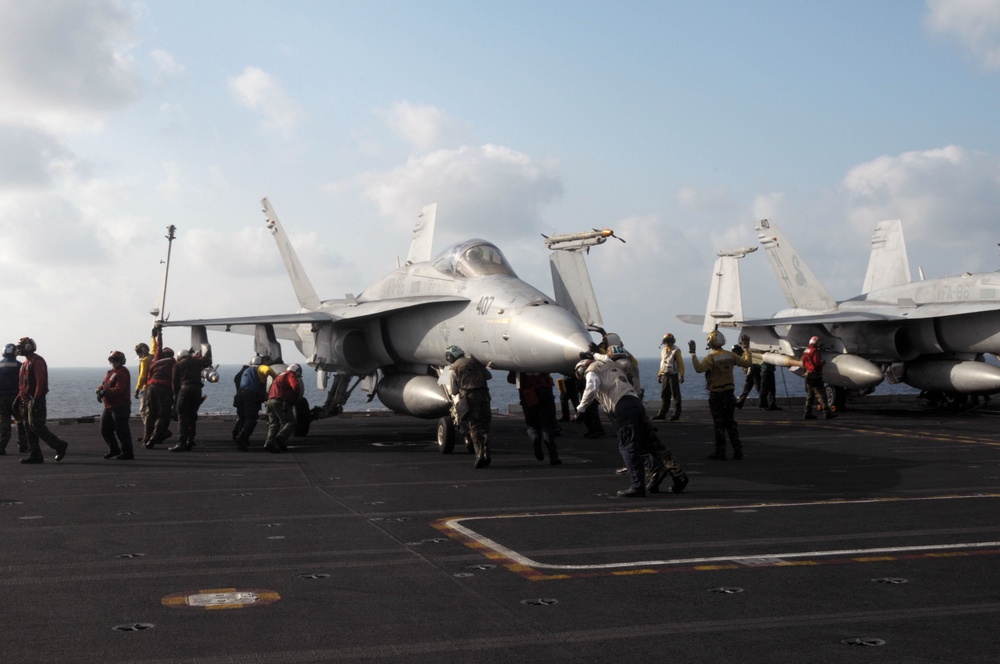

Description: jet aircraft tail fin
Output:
[755,218,838,311]
[701,247,755,333]
[406,203,437,265]
[261,197,322,311]
[549,250,603,327]
[862,219,911,294]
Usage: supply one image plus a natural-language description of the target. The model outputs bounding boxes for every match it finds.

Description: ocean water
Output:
[41,360,917,419]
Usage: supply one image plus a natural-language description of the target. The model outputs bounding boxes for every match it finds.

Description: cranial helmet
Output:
[287,363,302,376]
[809,336,820,347]
[250,355,263,366]
[108,350,126,365]
[662,333,675,346]
[135,342,149,355]
[445,345,465,363]
[575,358,594,379]
[177,348,192,359]
[3,343,15,358]
[17,337,36,356]
[706,330,726,349]
[161,347,175,358]
[603,332,623,347]
[608,345,628,360]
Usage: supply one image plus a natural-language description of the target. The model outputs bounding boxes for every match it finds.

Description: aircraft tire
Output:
[825,385,846,412]
[437,417,456,454]
[294,398,311,437]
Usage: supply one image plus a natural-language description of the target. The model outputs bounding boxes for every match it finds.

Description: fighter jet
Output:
[159,198,594,443]
[681,218,1000,407]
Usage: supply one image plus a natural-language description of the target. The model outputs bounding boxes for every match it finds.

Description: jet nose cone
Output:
[508,304,592,373]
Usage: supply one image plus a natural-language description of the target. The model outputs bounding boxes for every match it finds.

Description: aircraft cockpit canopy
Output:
[432,240,517,278]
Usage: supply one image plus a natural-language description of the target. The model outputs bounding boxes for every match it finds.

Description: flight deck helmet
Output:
[808,336,820,347]
[161,347,175,358]
[445,345,465,364]
[108,350,126,365]
[287,363,303,376]
[250,355,264,366]
[608,345,628,360]
[177,348,192,359]
[706,330,726,350]
[575,358,594,380]
[661,333,675,346]
[135,342,149,356]
[16,337,36,356]
[3,343,15,358]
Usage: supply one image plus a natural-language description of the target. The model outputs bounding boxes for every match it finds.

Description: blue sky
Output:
[1,0,1000,367]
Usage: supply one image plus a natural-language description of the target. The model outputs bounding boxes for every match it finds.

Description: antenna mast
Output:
[151,225,177,323]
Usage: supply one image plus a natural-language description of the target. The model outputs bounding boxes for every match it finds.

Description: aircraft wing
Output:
[740,311,903,326]
[161,295,470,330]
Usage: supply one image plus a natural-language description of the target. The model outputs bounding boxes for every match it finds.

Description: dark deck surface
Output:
[3,397,1000,663]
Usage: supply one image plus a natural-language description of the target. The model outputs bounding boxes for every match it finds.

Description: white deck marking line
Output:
[438,493,1000,571]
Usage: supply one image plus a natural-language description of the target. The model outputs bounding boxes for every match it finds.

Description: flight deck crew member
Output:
[507,371,560,465]
[97,350,134,460]
[689,330,752,460]
[233,356,277,450]
[802,336,836,419]
[654,333,684,421]
[264,363,303,453]
[170,346,213,452]
[143,328,176,448]
[0,343,25,454]
[759,362,780,410]
[16,337,69,464]
[736,361,762,409]
[557,372,580,423]
[134,341,152,436]
[446,345,493,469]
[575,346,688,497]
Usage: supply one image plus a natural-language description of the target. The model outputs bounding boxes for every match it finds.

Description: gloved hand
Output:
[579,350,594,360]
[680,375,685,384]
[134,389,140,399]
[657,375,663,384]
[740,334,750,347]
[152,325,161,338]
[688,340,697,353]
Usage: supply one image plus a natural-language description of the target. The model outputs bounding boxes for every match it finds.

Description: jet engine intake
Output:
[312,326,377,374]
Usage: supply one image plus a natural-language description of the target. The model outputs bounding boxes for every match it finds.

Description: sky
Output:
[1,0,1000,367]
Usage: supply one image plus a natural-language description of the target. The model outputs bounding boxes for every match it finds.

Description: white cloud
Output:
[228,66,305,137]
[351,144,564,244]
[379,101,467,150]
[0,0,141,134]
[841,146,1000,261]
[925,0,1000,68]
[151,48,184,85]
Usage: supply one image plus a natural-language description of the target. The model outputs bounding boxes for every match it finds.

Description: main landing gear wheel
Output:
[437,417,456,454]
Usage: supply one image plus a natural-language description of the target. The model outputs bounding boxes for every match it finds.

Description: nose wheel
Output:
[436,417,474,454]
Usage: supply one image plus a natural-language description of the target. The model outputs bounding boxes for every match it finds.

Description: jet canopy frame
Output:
[432,239,517,278]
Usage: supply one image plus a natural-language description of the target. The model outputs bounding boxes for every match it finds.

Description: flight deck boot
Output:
[544,439,561,466]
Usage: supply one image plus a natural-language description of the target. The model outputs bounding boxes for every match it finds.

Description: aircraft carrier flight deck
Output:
[3,397,999,663]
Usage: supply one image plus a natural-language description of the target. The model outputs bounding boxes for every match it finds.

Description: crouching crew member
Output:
[575,347,688,497]
[233,356,277,451]
[264,363,303,453]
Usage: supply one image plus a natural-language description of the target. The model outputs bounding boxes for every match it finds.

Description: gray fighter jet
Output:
[682,218,1000,406]
[159,198,594,439]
